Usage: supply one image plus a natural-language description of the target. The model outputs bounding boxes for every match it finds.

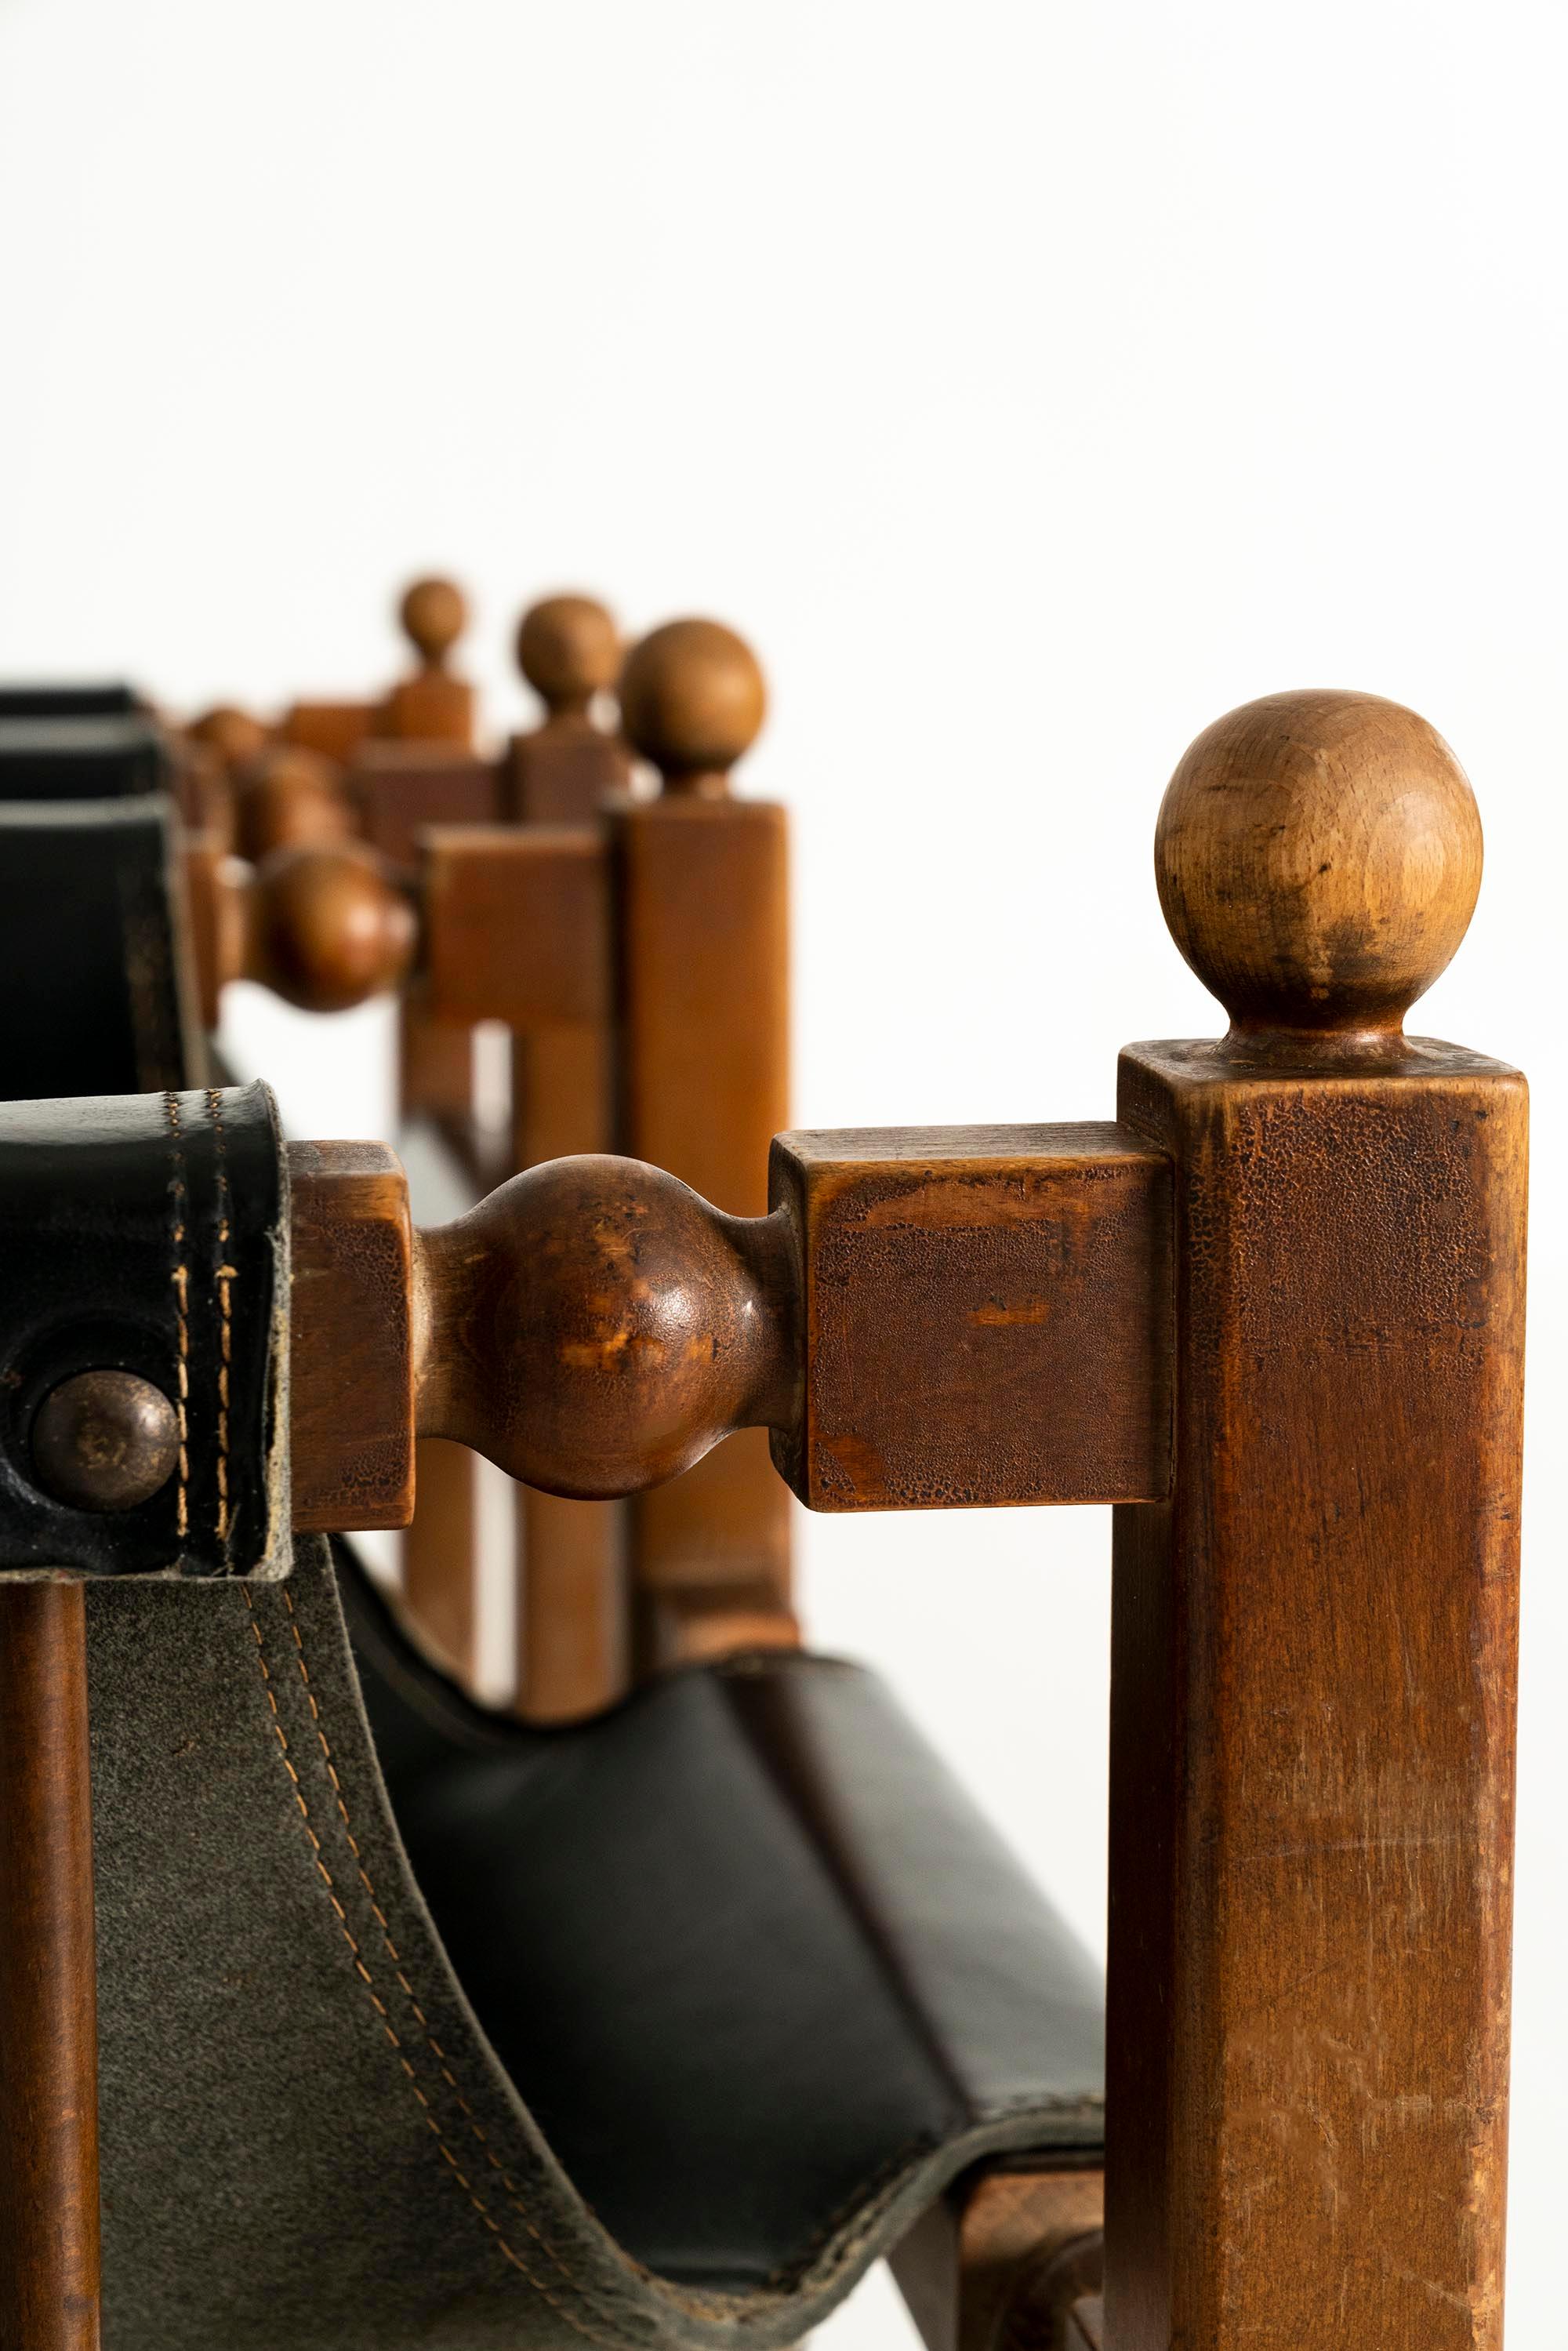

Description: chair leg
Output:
[891,2164,1103,2351]
[0,1582,101,2351]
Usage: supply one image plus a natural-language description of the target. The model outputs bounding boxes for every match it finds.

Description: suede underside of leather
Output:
[89,1542,1103,2348]
[24,785,1106,2347]
[345,1555,1105,2291]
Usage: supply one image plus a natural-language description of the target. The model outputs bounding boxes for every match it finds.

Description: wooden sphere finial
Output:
[398,576,467,672]
[619,617,766,795]
[516,594,622,718]
[1154,689,1483,1038]
[190,704,269,768]
[245,844,416,1012]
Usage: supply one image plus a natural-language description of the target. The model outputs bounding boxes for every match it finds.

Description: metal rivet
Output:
[31,1371,180,1513]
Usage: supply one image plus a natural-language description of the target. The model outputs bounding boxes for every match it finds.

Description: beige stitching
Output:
[162,1093,191,1540]
[245,1588,630,2349]
[273,1589,624,2302]
[205,1089,234,1551]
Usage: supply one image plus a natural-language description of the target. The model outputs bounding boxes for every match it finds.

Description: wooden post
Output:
[380,576,475,747]
[891,2167,1103,2351]
[1105,692,1523,2347]
[505,594,633,824]
[0,1583,102,2351]
[509,1014,626,1722]
[615,619,794,1671]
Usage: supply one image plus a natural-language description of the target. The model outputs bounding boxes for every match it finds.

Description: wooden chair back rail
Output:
[278,688,1522,2348]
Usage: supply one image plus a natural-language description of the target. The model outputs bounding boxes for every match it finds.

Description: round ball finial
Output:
[1154,689,1483,1039]
[190,705,269,767]
[516,594,622,718]
[247,844,416,1013]
[398,576,467,671]
[619,617,766,794]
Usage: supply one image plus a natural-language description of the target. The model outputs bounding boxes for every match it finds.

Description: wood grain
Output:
[1155,689,1483,1039]
[507,590,630,822]
[771,1125,1171,1511]
[243,844,416,1014]
[349,743,499,866]
[891,2167,1103,2351]
[507,1020,622,1724]
[1104,688,1521,2348]
[613,790,793,1659]
[383,576,474,747]
[285,1129,1170,1520]
[401,1438,478,1684]
[1105,1037,1524,2350]
[287,1140,415,1533]
[0,1583,100,2351]
[420,827,608,1030]
[278,700,375,765]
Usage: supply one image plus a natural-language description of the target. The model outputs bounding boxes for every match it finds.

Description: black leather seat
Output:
[343,1552,1105,2295]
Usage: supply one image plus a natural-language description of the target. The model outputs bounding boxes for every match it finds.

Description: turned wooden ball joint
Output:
[1155,689,1483,1041]
[244,845,416,1013]
[415,1156,796,1499]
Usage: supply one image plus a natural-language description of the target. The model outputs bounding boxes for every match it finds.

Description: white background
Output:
[1,2,1563,2339]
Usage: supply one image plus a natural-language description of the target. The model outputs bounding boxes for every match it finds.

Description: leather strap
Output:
[89,1539,1101,2348]
[0,684,141,718]
[0,798,199,1100]
[0,1085,291,1579]
[0,713,168,797]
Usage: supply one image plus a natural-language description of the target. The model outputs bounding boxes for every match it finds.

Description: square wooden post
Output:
[612,621,795,1670]
[1102,691,1525,2348]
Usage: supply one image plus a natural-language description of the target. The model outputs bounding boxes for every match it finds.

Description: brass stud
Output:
[31,1370,180,1513]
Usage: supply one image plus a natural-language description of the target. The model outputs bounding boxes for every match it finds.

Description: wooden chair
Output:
[0,683,1522,2349]
[279,683,1523,2348]
[0,687,1100,2349]
[198,614,792,1723]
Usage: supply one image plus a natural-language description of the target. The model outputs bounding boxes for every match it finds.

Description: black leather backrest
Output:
[0,714,169,798]
[0,799,198,1099]
[0,684,142,718]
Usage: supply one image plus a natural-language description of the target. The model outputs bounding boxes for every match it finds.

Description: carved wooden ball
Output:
[234,747,352,863]
[1155,690,1483,1036]
[516,595,622,712]
[249,845,416,1013]
[419,1155,783,1499]
[190,705,268,765]
[399,576,467,668]
[619,619,766,785]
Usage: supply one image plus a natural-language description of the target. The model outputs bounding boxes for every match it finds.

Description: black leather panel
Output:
[343,1556,1105,2293]
[0,684,141,718]
[0,714,169,796]
[0,1085,290,1579]
[0,799,197,1099]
